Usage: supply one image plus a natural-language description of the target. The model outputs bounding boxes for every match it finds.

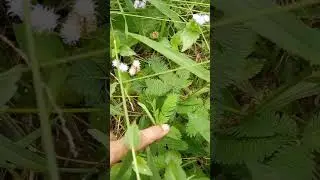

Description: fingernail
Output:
[161,124,170,132]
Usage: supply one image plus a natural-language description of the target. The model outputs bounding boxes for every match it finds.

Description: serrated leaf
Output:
[158,94,179,124]
[145,79,171,96]
[186,108,210,142]
[214,136,289,164]
[67,60,104,105]
[166,126,182,140]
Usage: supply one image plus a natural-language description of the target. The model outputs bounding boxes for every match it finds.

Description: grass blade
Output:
[214,0,320,65]
[137,102,156,125]
[148,0,184,29]
[128,32,210,82]
[23,1,59,179]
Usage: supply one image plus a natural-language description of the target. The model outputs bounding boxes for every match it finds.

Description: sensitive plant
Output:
[110,0,210,179]
[213,0,320,179]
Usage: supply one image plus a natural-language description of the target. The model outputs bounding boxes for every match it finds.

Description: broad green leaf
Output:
[132,156,153,176]
[181,21,201,52]
[124,123,140,149]
[214,0,320,65]
[119,45,136,56]
[164,160,187,180]
[0,134,46,171]
[0,65,24,106]
[111,162,132,180]
[87,129,107,148]
[148,0,184,30]
[115,154,133,179]
[128,32,210,82]
[165,151,182,165]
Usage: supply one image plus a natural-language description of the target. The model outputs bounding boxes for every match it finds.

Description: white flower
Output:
[112,59,120,67]
[119,63,129,72]
[73,0,96,17]
[134,0,146,9]
[129,66,137,76]
[132,60,140,68]
[60,13,81,45]
[192,13,210,25]
[203,14,210,22]
[6,0,31,19]
[30,4,59,32]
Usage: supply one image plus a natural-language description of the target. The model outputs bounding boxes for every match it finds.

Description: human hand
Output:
[110,124,170,165]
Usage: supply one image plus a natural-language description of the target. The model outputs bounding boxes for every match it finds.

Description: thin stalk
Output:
[23,1,59,180]
[111,22,141,180]
[110,11,210,27]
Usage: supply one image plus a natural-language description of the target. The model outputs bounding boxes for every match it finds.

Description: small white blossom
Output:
[192,14,210,25]
[6,0,31,19]
[73,0,96,17]
[203,14,210,22]
[30,5,59,32]
[112,59,120,67]
[60,13,81,45]
[119,63,129,72]
[134,0,146,9]
[129,66,137,76]
[132,60,140,68]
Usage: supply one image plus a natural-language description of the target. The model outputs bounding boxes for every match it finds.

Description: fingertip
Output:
[161,124,170,132]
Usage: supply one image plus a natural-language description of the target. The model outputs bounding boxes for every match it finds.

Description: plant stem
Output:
[23,2,59,179]
[111,21,141,180]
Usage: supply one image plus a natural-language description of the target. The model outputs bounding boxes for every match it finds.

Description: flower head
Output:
[129,66,137,76]
[30,4,59,32]
[73,0,96,17]
[6,0,31,19]
[119,63,129,72]
[134,0,146,9]
[192,14,209,25]
[132,60,140,68]
[60,13,81,45]
[112,59,120,67]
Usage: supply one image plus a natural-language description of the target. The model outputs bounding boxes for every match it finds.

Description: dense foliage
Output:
[213,0,320,179]
[110,0,210,179]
